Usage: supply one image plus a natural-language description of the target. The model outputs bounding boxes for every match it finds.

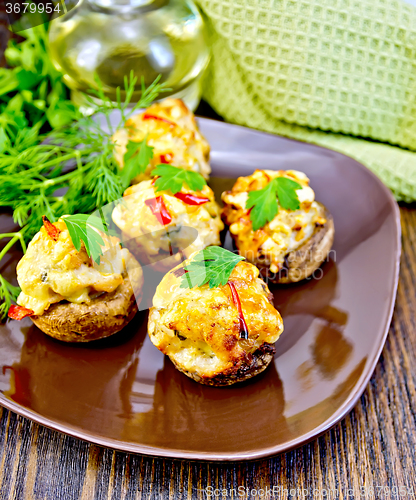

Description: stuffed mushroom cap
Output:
[148,256,284,386]
[112,98,210,183]
[222,169,334,283]
[112,179,224,272]
[14,218,143,342]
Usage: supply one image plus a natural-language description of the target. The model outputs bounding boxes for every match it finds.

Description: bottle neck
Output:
[87,0,164,13]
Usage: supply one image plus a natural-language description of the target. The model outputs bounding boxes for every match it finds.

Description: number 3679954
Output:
[5,2,62,14]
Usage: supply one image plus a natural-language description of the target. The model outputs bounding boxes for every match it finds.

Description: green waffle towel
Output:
[196,0,416,202]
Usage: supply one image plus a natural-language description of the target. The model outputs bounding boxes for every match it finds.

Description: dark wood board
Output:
[0,206,414,499]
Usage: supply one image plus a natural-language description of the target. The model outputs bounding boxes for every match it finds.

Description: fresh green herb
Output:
[0,35,167,318]
[121,138,154,188]
[0,229,27,318]
[246,182,279,232]
[0,25,76,152]
[246,177,302,231]
[62,214,110,264]
[180,247,245,289]
[152,165,206,194]
[0,73,166,239]
[275,177,303,211]
[0,276,21,319]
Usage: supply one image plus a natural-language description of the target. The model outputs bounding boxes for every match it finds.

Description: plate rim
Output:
[0,118,402,461]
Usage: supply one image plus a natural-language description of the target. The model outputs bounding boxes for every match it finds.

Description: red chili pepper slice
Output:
[144,196,172,225]
[227,281,249,339]
[160,153,173,164]
[142,113,176,127]
[8,305,34,321]
[172,267,189,278]
[174,193,210,206]
[42,215,61,241]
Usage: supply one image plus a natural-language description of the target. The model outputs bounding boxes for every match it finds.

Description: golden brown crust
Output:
[148,259,284,386]
[170,342,276,386]
[112,180,224,273]
[221,170,334,283]
[112,98,211,182]
[31,255,144,342]
[258,208,335,284]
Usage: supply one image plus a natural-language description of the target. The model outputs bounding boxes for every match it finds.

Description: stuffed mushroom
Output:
[112,98,210,183]
[148,249,284,386]
[8,217,143,342]
[222,169,334,283]
[112,172,224,272]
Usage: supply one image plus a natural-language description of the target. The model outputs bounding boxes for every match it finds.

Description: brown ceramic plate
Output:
[0,119,401,460]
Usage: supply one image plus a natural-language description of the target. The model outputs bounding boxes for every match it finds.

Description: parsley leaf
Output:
[246,176,302,231]
[46,100,78,129]
[275,177,302,211]
[180,247,245,289]
[152,165,206,194]
[63,214,109,264]
[121,138,154,188]
[246,181,279,231]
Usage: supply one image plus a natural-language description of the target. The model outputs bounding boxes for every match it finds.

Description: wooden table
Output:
[0,206,414,498]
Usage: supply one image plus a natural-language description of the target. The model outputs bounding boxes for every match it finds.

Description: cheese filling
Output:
[222,169,326,272]
[16,219,128,315]
[148,258,284,378]
[112,98,211,183]
[112,180,224,261]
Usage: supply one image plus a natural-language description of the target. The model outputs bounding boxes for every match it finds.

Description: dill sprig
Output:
[0,275,21,319]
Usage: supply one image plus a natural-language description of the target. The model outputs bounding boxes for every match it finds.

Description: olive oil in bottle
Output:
[49,0,210,111]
